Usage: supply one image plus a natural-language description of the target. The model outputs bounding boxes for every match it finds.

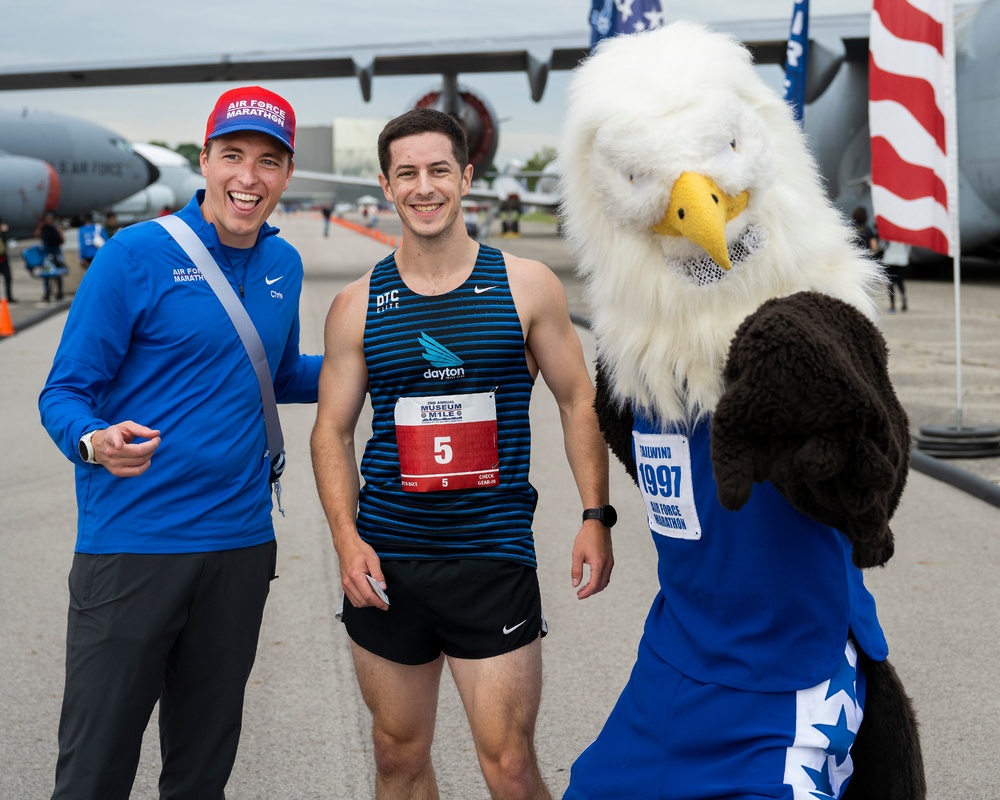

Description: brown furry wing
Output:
[595,355,638,484]
[711,292,909,568]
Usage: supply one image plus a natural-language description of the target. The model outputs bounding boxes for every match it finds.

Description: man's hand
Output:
[337,536,389,611]
[91,421,161,477]
[571,523,614,599]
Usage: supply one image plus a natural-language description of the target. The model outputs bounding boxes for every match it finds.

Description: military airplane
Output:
[110,142,204,224]
[0,107,159,237]
[2,0,998,255]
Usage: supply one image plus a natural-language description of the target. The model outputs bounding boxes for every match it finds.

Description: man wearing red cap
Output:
[39,86,320,800]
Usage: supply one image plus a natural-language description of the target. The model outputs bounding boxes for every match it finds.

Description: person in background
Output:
[881,239,911,313]
[104,212,121,238]
[851,207,879,258]
[77,213,107,271]
[463,204,480,239]
[0,217,15,303]
[36,212,65,302]
[38,85,320,800]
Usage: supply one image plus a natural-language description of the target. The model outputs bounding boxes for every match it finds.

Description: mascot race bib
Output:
[632,432,701,540]
[394,392,499,492]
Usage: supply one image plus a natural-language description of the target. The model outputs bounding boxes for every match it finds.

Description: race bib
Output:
[394,392,499,492]
[632,432,701,540]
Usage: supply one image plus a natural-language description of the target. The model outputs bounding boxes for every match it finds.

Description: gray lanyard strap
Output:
[155,216,286,512]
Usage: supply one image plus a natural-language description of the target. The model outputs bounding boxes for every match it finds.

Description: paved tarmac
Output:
[1,211,998,798]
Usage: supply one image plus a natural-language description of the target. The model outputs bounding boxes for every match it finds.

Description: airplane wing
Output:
[0,35,591,103]
[0,18,872,103]
[290,170,561,212]
[713,13,871,63]
[292,170,382,188]
[286,170,382,206]
[467,178,560,212]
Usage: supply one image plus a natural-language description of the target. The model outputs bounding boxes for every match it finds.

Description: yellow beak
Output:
[652,172,749,270]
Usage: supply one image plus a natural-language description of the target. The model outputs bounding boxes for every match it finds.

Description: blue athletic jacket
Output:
[39,192,321,554]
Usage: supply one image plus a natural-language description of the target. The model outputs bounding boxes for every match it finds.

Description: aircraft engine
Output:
[110,183,177,223]
[0,154,60,236]
[413,85,499,180]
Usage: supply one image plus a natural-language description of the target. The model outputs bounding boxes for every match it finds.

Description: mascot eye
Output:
[710,140,740,171]
[625,170,653,190]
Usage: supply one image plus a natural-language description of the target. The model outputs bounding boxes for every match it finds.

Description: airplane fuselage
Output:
[0,108,157,236]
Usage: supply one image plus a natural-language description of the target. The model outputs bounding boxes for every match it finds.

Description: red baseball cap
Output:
[204,86,296,153]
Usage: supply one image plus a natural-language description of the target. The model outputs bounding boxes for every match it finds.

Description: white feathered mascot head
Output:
[559,21,884,424]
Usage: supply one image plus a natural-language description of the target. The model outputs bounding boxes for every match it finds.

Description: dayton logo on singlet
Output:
[419,332,465,380]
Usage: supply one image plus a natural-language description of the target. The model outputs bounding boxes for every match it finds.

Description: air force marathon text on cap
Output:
[204,86,296,154]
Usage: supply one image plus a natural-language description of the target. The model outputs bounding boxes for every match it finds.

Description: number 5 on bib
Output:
[394,392,500,492]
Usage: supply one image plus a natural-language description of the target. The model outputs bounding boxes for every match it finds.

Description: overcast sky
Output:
[2,0,879,165]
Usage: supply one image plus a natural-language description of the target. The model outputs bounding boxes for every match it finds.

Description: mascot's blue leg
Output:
[564,637,684,800]
[565,640,883,800]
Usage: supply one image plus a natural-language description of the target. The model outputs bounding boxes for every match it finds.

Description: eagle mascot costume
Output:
[558,21,925,800]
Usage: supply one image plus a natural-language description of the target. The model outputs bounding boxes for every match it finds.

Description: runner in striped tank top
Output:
[312,109,615,800]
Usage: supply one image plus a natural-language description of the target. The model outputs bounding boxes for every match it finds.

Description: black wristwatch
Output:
[582,504,617,528]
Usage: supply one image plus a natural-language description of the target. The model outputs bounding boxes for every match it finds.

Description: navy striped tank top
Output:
[356,244,539,566]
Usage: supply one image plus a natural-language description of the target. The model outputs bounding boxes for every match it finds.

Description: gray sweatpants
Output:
[51,540,277,800]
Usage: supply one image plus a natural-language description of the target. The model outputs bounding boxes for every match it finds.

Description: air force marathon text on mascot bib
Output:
[633,431,702,540]
[394,392,500,492]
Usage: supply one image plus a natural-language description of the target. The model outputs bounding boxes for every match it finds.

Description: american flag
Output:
[589,0,667,50]
[869,0,959,256]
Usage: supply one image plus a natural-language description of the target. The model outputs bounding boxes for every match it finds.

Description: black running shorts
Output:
[342,558,545,665]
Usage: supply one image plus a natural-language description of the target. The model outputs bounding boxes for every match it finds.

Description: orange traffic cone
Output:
[0,298,15,337]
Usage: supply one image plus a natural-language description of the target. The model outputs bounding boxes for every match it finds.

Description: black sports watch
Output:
[582,504,617,528]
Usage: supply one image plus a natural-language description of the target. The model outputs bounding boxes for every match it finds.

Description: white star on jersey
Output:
[614,0,635,22]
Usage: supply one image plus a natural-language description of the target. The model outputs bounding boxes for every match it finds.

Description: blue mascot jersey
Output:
[632,413,887,691]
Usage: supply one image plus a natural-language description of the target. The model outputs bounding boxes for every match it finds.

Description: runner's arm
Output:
[311,276,388,610]
[509,256,614,599]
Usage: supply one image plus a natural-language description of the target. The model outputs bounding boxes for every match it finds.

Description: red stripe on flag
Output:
[870,137,948,208]
[873,0,944,54]
[869,59,946,151]
[874,215,949,253]
[870,0,954,257]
